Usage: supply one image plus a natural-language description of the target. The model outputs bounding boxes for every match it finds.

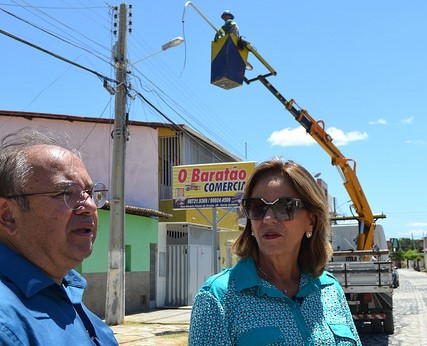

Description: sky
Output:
[1,0,426,240]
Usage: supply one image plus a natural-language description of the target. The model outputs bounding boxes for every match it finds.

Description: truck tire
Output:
[371,320,382,333]
[383,311,394,334]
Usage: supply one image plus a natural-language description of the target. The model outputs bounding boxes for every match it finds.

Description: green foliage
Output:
[390,248,404,262]
[397,237,424,252]
[398,238,412,251]
[403,249,423,261]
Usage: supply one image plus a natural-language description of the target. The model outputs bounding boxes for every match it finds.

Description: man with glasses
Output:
[0,128,118,345]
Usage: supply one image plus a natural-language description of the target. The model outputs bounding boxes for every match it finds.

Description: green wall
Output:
[81,209,158,273]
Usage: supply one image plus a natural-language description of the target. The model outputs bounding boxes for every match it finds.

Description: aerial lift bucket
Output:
[211,34,249,90]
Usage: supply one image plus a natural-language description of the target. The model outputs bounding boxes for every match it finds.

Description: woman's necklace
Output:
[258,266,288,294]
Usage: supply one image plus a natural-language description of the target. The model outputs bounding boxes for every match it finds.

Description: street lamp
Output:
[129,37,184,66]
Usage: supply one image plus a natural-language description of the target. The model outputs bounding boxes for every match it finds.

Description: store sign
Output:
[172,161,256,209]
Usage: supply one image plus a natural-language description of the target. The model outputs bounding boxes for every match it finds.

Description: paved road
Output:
[359,269,427,346]
[112,307,191,345]
[112,269,427,345]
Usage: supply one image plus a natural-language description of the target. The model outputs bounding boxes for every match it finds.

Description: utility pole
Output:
[105,3,128,325]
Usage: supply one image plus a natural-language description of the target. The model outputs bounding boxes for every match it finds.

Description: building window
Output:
[159,135,181,200]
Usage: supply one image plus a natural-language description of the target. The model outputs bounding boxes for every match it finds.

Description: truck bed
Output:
[326,261,393,293]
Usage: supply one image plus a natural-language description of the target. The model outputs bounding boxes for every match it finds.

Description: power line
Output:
[0,28,117,84]
[0,24,230,163]
[132,89,239,162]
[0,7,112,66]
[12,0,111,53]
[0,3,105,9]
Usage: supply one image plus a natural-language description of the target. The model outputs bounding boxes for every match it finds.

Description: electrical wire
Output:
[133,89,237,162]
[1,1,249,161]
[10,0,111,54]
[0,28,117,84]
[126,45,247,159]
[0,6,113,66]
[130,68,246,159]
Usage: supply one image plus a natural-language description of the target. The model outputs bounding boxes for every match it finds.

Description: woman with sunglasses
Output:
[189,159,361,345]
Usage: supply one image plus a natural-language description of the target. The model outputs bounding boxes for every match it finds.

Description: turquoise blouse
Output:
[189,256,361,346]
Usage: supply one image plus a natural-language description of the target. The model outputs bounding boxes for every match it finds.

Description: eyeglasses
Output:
[242,197,304,221]
[6,182,108,210]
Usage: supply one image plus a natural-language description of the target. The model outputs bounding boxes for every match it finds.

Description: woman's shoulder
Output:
[317,270,341,285]
[197,267,233,303]
[201,265,235,290]
[198,257,256,301]
[315,270,347,295]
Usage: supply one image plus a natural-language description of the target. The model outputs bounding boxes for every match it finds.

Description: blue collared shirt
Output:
[189,256,362,346]
[0,244,118,346]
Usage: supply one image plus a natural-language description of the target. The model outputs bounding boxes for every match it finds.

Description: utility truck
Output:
[209,32,395,334]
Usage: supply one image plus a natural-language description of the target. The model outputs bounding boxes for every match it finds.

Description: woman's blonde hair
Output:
[233,159,333,277]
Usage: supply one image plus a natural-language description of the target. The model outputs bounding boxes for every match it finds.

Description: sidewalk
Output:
[110,306,191,346]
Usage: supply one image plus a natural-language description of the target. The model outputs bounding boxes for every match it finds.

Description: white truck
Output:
[327,223,394,334]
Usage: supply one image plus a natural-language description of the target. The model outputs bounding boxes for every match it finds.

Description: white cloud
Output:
[408,222,427,227]
[397,229,426,238]
[405,139,426,145]
[401,116,414,125]
[327,127,368,146]
[369,118,388,125]
[268,126,368,147]
[396,222,427,238]
[268,127,313,147]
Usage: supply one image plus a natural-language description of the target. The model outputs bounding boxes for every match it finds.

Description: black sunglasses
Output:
[242,197,304,221]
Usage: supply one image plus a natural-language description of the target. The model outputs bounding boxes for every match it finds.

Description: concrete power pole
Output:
[105,3,128,325]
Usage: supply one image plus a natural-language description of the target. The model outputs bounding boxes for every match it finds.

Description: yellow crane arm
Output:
[243,42,377,250]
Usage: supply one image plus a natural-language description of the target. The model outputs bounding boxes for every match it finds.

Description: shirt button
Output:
[307,337,312,342]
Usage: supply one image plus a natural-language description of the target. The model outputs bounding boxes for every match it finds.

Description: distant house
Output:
[0,110,242,317]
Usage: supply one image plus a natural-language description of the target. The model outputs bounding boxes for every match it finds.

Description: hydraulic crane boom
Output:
[210,34,384,250]
[250,73,375,251]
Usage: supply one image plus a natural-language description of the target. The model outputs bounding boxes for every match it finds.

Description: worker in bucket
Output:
[214,10,239,40]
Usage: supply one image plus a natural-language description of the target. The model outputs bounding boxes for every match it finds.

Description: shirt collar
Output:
[231,256,336,298]
[0,243,86,298]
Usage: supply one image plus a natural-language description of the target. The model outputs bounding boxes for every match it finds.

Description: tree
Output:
[390,248,404,267]
[398,238,412,251]
[403,249,424,271]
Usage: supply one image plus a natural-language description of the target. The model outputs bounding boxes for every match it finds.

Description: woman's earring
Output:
[306,231,312,238]
[251,231,255,237]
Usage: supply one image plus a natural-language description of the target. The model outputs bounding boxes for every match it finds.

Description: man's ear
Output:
[0,198,17,234]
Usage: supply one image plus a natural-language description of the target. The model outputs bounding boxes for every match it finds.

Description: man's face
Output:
[9,145,99,282]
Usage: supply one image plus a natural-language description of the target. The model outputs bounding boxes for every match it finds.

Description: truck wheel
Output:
[371,320,382,333]
[383,311,394,334]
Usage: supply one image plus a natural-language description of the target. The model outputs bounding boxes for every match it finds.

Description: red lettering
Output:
[177,169,187,183]
[191,168,200,182]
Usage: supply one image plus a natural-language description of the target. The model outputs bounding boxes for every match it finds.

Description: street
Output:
[359,268,427,345]
[112,269,427,345]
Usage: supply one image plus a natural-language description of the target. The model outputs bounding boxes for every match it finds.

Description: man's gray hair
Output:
[0,127,81,211]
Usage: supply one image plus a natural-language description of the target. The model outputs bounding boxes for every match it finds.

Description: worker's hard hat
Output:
[221,10,234,20]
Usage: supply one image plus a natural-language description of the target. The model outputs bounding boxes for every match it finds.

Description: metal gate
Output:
[166,226,188,306]
[166,244,188,306]
[166,224,213,306]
